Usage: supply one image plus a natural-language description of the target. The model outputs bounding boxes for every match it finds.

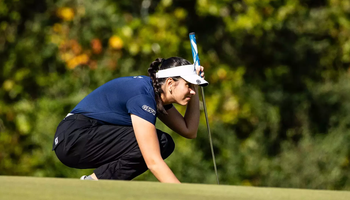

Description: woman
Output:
[52,57,208,183]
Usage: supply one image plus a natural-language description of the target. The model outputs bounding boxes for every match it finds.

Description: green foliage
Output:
[1,0,350,190]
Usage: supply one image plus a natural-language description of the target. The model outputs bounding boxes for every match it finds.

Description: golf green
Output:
[1,176,349,200]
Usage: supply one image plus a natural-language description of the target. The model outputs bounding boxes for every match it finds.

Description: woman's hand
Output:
[131,114,181,183]
[196,65,205,78]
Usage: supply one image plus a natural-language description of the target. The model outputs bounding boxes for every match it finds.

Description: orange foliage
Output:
[91,39,102,54]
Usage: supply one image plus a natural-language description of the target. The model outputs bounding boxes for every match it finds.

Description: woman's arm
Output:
[158,85,200,139]
[131,114,180,183]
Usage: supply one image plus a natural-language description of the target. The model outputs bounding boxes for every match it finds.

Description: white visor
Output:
[155,65,209,86]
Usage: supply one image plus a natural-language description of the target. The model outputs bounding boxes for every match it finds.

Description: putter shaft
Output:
[200,87,219,185]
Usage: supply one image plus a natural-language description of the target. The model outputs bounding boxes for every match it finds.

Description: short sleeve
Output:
[126,94,157,125]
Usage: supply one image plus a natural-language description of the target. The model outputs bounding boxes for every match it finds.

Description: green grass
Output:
[1,176,350,200]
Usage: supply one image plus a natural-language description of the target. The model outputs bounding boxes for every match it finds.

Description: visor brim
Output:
[181,75,209,86]
[156,64,209,86]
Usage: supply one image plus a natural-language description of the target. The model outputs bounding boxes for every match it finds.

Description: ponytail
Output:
[148,58,167,115]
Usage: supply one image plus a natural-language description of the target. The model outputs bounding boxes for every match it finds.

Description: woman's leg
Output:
[90,127,175,180]
[53,115,175,180]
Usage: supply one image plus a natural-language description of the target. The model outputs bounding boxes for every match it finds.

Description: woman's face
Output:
[171,78,196,105]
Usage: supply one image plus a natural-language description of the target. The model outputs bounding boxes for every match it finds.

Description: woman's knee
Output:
[157,130,175,159]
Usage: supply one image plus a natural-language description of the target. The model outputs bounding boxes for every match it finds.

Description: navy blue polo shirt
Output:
[71,76,161,126]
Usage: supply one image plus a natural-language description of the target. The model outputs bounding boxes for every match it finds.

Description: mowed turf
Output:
[1,176,350,200]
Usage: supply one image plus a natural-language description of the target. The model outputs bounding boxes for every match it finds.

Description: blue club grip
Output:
[189,32,200,70]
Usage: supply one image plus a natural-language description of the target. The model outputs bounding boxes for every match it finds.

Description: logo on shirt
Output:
[142,105,156,116]
[133,76,143,79]
[55,137,59,145]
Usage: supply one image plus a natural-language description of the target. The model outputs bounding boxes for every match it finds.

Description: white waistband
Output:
[66,113,74,118]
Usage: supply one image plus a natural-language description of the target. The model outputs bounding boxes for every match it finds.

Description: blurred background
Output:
[1,0,350,190]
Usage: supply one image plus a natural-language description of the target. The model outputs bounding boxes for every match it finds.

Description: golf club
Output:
[189,32,219,185]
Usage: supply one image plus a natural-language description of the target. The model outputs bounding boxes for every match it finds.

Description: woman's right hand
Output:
[196,65,205,78]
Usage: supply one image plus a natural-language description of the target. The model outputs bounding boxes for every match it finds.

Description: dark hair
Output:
[148,57,191,115]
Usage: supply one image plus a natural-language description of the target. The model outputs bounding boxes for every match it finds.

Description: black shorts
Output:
[52,114,175,180]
